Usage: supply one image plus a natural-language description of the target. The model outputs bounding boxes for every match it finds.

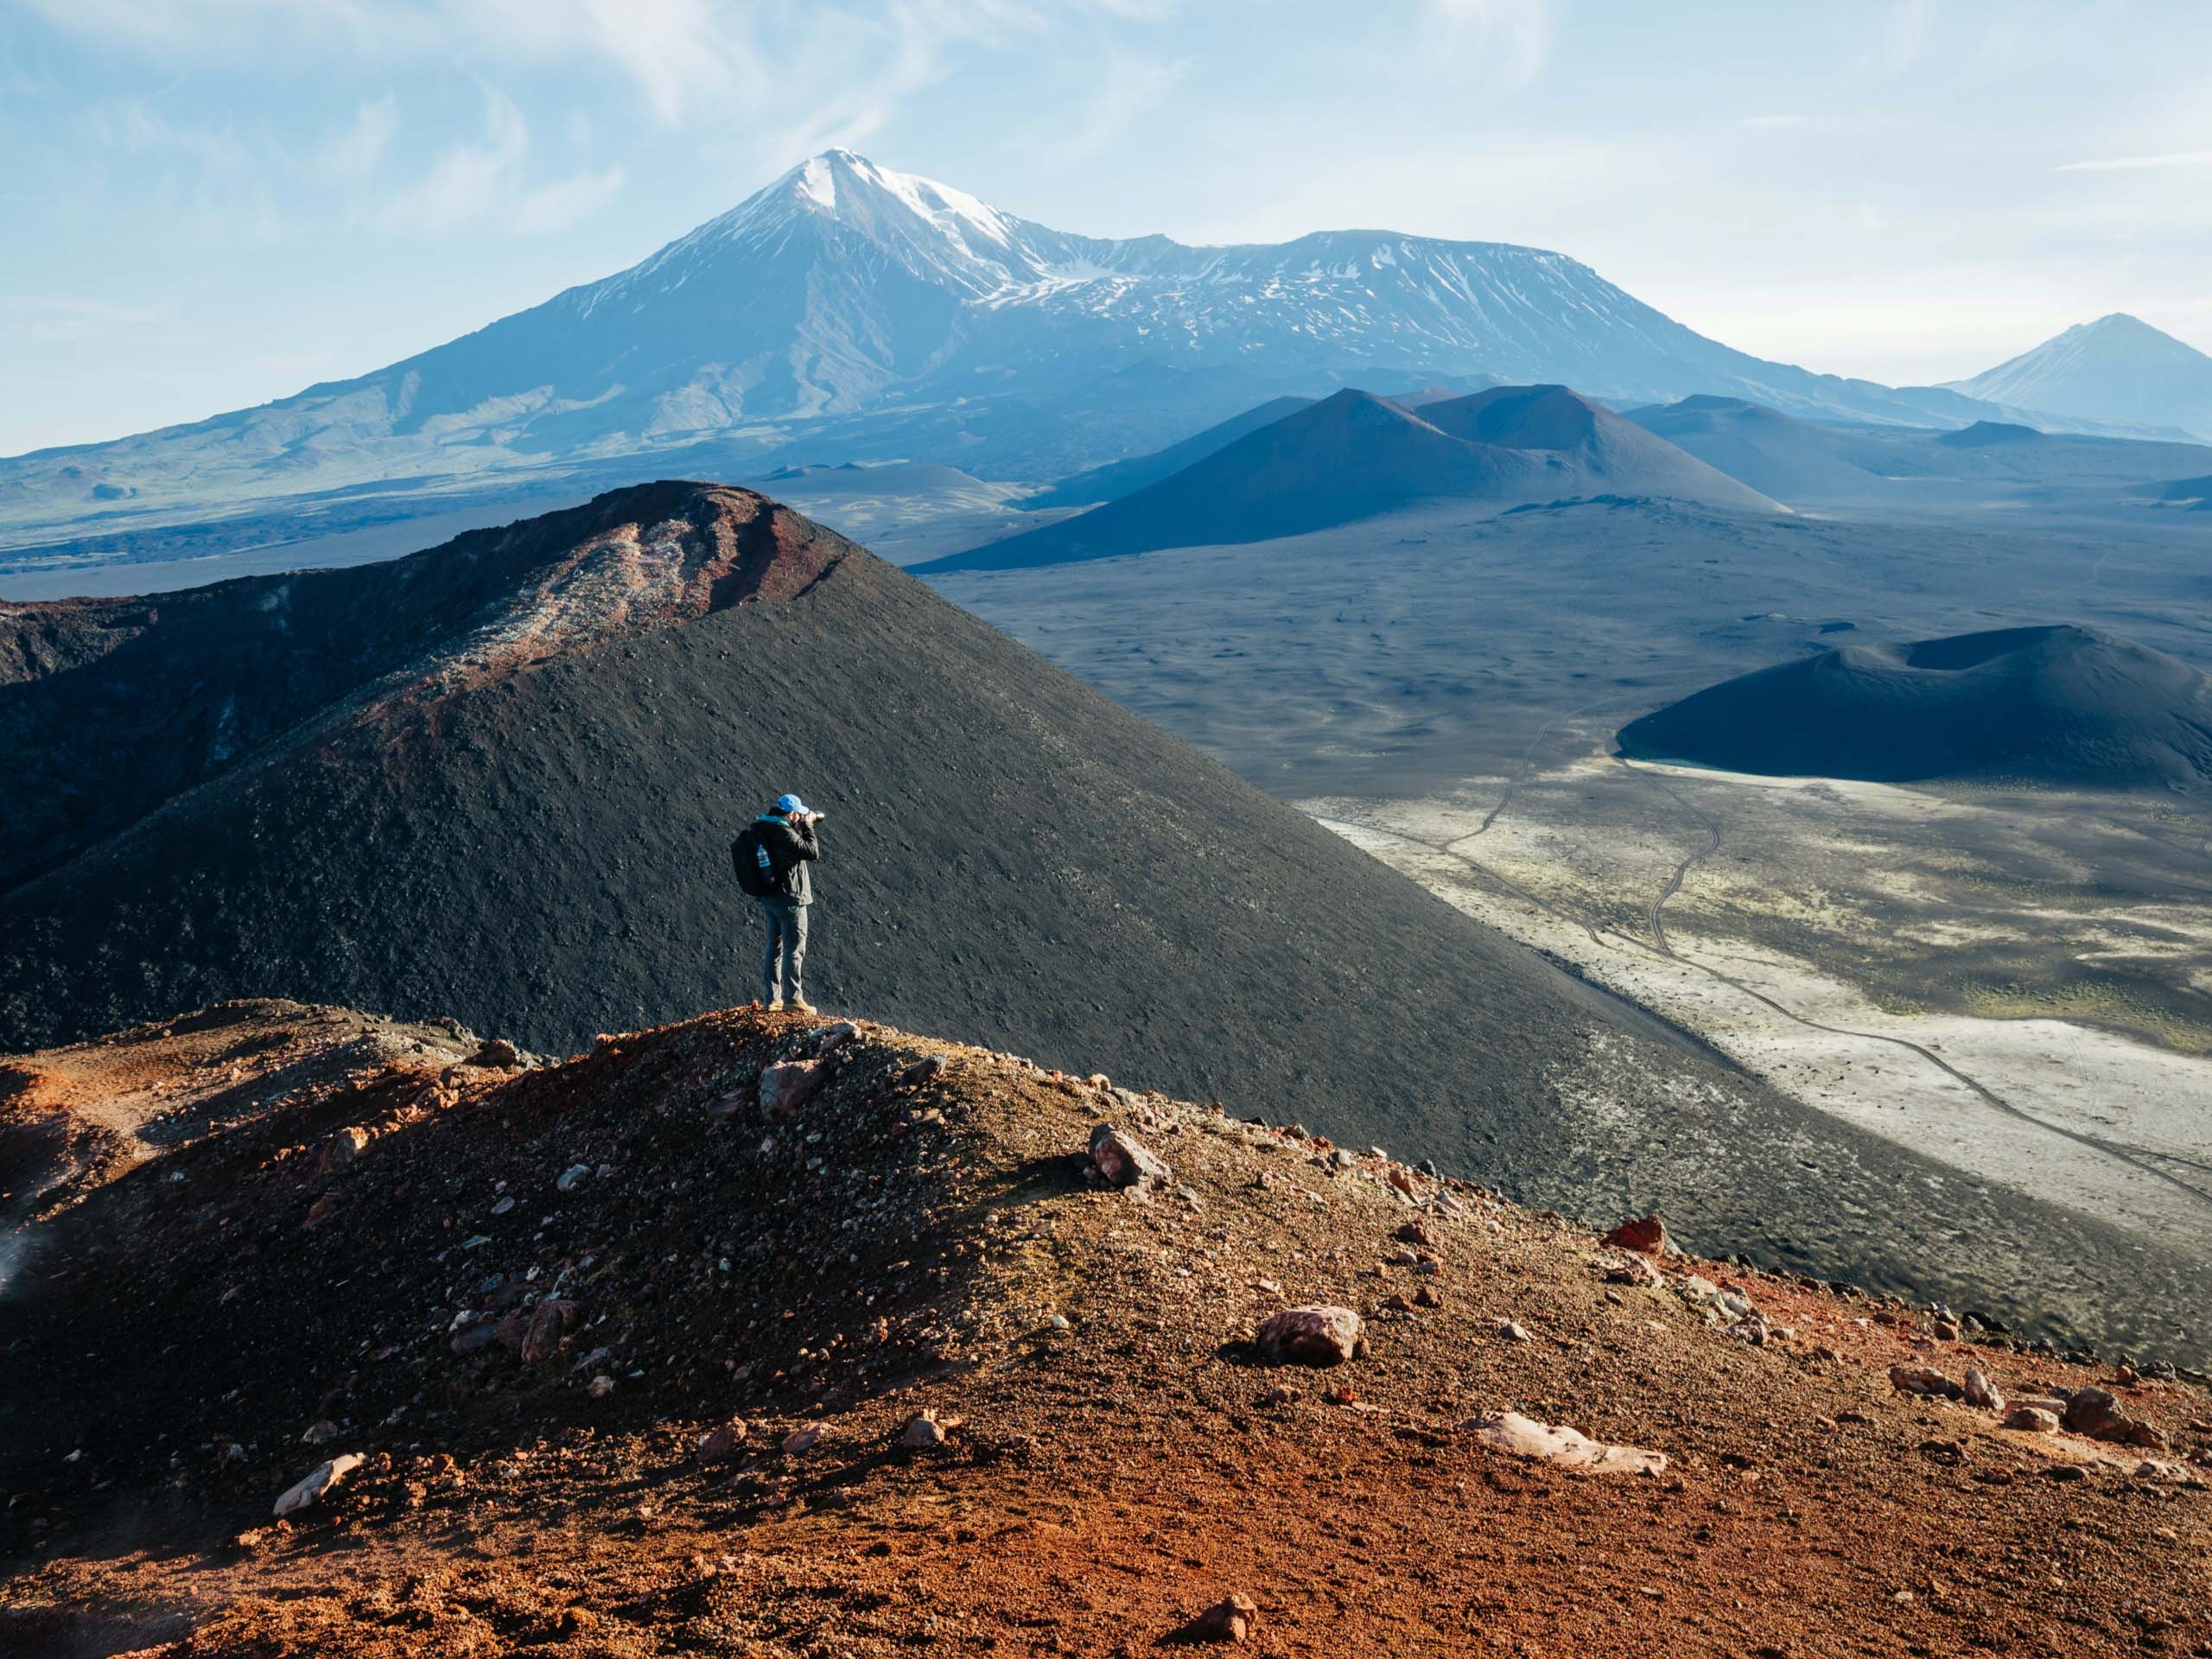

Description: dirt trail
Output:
[1598,754,2212,1210]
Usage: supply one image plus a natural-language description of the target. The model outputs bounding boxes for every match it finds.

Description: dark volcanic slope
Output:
[0,482,1754,1163]
[1026,394,1317,508]
[918,385,1775,574]
[1623,394,1884,500]
[1618,624,2212,788]
[1625,396,2212,507]
[1415,385,1780,513]
[919,390,1555,572]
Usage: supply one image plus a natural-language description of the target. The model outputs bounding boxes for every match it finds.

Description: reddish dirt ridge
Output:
[3,1001,2208,1656]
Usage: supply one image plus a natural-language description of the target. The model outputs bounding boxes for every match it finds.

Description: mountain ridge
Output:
[0,150,2148,559]
[916,385,1779,572]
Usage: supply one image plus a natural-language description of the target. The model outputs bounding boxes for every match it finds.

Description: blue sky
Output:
[4,0,2209,456]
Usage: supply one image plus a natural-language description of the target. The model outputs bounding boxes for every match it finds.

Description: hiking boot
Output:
[766,999,785,1013]
[788,999,818,1015]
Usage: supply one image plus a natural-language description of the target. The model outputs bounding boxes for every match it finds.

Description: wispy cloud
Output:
[373,88,529,233]
[1865,0,1929,78]
[1039,49,1187,166]
[10,296,167,346]
[2056,149,2212,172]
[1423,0,1554,93]
[368,86,626,235]
[320,93,397,181]
[515,164,628,234]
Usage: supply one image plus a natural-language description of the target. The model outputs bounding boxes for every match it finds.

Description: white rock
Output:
[1464,1411,1668,1476]
[273,1452,364,1518]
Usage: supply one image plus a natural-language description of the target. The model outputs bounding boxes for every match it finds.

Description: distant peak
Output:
[761,148,1017,248]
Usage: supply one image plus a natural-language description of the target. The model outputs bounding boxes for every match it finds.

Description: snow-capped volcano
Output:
[1943,315,2212,441]
[0,149,2137,550]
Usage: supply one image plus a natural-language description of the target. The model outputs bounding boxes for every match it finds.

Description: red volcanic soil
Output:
[2,1001,2206,1657]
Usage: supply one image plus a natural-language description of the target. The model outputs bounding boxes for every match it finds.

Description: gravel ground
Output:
[3,1001,2208,1656]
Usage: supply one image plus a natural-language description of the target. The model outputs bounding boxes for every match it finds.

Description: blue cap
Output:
[775,793,807,815]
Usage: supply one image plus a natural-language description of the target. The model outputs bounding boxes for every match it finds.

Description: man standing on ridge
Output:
[732,792,823,1014]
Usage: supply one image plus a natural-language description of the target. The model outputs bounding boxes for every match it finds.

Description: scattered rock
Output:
[1963,1368,2004,1411]
[697,1420,749,1462]
[1602,1216,1669,1255]
[272,1452,364,1518]
[521,1298,579,1365]
[2133,1459,2196,1483]
[1889,1365,1965,1402]
[299,1420,341,1446]
[556,1164,592,1192]
[2042,1464,2088,1483]
[899,1410,955,1449]
[1497,1319,1531,1343]
[1396,1220,1441,1249]
[1261,1384,1300,1408]
[586,1375,615,1399]
[1180,1592,1259,1643]
[898,1054,949,1088]
[780,1424,823,1455]
[1253,1306,1366,1367]
[759,1058,830,1118]
[2063,1387,2166,1449]
[1603,1255,1662,1287]
[1088,1123,1172,1189]
[1464,1411,1668,1476]
[317,1126,371,1175]
[2004,1406,2060,1433]
[474,1038,522,1070]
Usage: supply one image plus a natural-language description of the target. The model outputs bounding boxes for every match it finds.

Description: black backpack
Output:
[730,824,781,898]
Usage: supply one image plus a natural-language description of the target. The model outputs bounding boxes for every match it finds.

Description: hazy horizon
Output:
[6,0,2211,455]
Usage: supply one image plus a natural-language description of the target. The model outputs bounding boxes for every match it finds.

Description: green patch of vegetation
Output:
[1957,977,2212,1055]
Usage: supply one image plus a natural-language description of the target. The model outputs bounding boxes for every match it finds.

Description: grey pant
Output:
[759,899,809,1004]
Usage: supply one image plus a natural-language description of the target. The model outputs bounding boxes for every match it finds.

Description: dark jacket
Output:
[741,812,820,905]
